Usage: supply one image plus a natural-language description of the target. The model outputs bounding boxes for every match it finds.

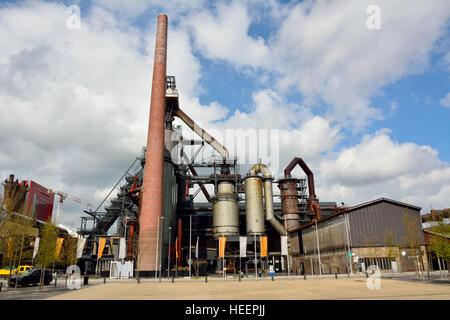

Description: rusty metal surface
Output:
[282,157,322,222]
[279,179,301,231]
[284,157,316,198]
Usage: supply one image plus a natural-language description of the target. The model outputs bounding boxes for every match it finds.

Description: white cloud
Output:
[1,0,449,233]
[0,1,221,229]
[317,132,449,210]
[270,0,450,128]
[440,92,450,108]
[185,1,270,68]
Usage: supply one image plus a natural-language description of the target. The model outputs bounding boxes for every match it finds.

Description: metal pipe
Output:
[174,108,229,159]
[177,218,182,267]
[246,164,286,236]
[283,157,322,220]
[127,223,134,257]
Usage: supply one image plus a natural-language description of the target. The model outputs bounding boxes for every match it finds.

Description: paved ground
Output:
[0,277,103,300]
[46,275,450,300]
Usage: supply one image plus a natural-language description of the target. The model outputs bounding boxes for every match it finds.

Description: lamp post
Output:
[314,219,322,277]
[168,226,172,280]
[158,216,164,281]
[189,214,192,278]
[344,214,352,275]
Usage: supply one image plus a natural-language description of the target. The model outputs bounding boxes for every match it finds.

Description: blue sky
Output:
[0,0,449,229]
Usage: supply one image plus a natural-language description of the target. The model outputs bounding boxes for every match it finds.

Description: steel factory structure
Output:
[76,15,427,277]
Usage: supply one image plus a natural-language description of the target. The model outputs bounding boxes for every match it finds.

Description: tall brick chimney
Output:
[138,14,168,273]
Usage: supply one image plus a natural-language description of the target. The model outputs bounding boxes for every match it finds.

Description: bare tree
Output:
[401,212,422,279]
[384,228,400,278]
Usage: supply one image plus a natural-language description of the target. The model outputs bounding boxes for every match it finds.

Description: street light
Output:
[159,216,164,282]
[314,219,322,277]
[168,226,172,280]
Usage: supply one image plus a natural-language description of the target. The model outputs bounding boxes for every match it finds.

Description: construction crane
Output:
[47,189,94,225]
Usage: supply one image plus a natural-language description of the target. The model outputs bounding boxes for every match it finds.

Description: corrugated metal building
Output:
[290,198,427,275]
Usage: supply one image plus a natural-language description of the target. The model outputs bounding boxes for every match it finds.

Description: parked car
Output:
[9,269,53,287]
[0,265,32,277]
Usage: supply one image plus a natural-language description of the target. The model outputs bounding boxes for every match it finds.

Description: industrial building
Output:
[2,174,55,222]
[290,198,427,275]
[74,14,431,278]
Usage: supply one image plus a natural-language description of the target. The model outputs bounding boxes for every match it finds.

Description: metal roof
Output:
[289,197,421,233]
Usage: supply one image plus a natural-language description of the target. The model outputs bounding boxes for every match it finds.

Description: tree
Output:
[57,236,78,268]
[36,223,57,290]
[401,212,423,279]
[384,228,400,278]
[0,211,36,270]
[428,222,450,277]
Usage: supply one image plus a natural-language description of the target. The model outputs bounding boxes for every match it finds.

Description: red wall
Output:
[24,180,54,222]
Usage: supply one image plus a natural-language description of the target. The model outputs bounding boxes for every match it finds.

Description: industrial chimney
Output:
[138,14,168,274]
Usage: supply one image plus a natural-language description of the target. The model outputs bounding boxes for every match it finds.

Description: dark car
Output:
[9,269,53,287]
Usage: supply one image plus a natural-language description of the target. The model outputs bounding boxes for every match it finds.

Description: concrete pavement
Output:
[47,276,450,300]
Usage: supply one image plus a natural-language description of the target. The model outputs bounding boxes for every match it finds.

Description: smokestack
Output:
[138,14,168,273]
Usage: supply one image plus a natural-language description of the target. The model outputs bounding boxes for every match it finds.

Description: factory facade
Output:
[291,198,427,275]
[76,15,433,279]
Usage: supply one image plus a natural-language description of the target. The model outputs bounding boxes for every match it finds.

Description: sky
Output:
[0,0,449,231]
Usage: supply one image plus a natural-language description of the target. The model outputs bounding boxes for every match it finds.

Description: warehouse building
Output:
[290,198,427,275]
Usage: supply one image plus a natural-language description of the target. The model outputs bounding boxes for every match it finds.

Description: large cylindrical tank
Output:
[279,178,301,231]
[212,181,239,237]
[244,176,265,235]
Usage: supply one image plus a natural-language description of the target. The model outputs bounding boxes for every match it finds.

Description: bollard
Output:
[172,275,174,283]
[304,274,306,280]
[103,277,106,284]
[0,282,2,292]
[238,275,241,282]
[84,276,89,285]
[54,277,57,287]
[347,272,350,278]
[205,274,208,283]
[365,272,369,278]
[335,273,338,279]
[271,275,274,281]
[427,271,430,280]
[137,277,140,284]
